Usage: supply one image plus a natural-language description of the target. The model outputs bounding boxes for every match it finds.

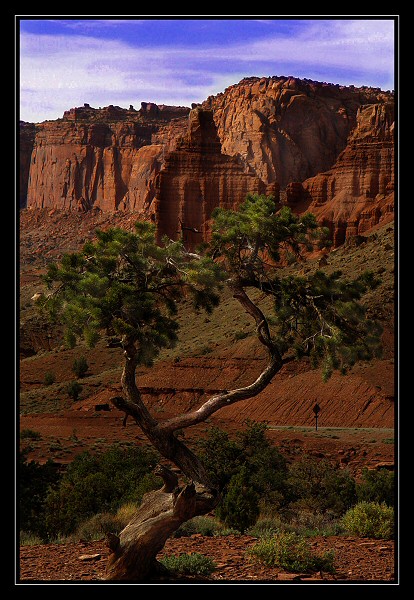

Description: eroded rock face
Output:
[21,78,394,247]
[202,76,392,189]
[154,108,275,247]
[20,121,36,208]
[26,104,189,213]
[285,101,395,245]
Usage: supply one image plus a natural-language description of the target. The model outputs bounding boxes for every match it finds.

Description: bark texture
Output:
[105,466,216,581]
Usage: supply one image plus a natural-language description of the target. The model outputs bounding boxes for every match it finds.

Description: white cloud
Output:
[19,19,395,123]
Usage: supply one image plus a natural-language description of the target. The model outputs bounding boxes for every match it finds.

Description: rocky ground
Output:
[18,534,395,584]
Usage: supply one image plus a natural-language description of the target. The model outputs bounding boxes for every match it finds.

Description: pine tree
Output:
[38,197,383,580]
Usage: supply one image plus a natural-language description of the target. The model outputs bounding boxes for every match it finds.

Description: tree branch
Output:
[155,353,283,434]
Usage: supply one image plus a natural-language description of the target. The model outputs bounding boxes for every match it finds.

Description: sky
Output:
[18,17,397,123]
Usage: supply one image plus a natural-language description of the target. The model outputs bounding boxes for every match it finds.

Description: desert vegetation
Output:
[27,194,386,580]
[20,422,394,551]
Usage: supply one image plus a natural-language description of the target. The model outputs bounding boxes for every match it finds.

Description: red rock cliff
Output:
[153,107,276,248]
[202,76,392,189]
[21,78,394,247]
[25,103,189,212]
[20,121,36,208]
[285,101,395,245]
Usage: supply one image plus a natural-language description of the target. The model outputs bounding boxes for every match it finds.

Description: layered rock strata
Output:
[25,103,189,212]
[21,77,394,247]
[153,107,275,247]
[284,101,395,245]
[202,76,392,189]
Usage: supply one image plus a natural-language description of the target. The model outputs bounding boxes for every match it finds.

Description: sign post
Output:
[313,403,320,431]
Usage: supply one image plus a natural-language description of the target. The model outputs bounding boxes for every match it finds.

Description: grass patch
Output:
[160,553,216,577]
[20,531,44,546]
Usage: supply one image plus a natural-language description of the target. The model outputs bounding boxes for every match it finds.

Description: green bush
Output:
[19,450,61,540]
[72,356,89,378]
[43,445,160,538]
[198,421,289,521]
[66,380,82,401]
[287,455,357,515]
[356,468,394,506]
[287,509,345,537]
[44,371,56,386]
[246,518,282,539]
[341,501,394,539]
[75,512,122,541]
[247,532,335,573]
[174,516,226,538]
[160,553,216,577]
[216,466,259,533]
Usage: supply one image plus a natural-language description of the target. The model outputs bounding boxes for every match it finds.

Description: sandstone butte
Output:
[20,76,394,247]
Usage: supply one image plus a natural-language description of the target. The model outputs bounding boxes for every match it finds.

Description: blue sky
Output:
[18,17,396,123]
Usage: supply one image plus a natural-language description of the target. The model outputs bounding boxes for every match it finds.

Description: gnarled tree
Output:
[39,194,382,580]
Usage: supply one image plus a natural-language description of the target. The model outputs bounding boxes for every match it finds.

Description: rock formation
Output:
[21,77,394,247]
[284,101,395,245]
[202,76,392,188]
[25,103,189,212]
[19,121,36,208]
[153,107,275,247]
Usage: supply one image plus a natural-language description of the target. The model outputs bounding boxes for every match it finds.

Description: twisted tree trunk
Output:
[105,284,284,581]
[105,466,217,581]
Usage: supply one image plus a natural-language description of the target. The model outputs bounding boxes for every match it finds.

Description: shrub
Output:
[20,429,42,441]
[70,502,142,542]
[72,356,89,378]
[66,380,82,401]
[43,445,159,538]
[234,330,249,340]
[160,553,216,577]
[247,532,335,573]
[287,509,344,537]
[198,421,289,516]
[356,468,394,506]
[246,518,282,539]
[341,501,394,539]
[287,455,356,515]
[44,371,56,386]
[197,426,240,488]
[174,516,226,538]
[75,512,121,541]
[19,450,61,540]
[216,466,259,533]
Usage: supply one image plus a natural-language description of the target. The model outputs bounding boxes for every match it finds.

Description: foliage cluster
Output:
[19,422,394,543]
[20,445,159,540]
[247,531,335,573]
[39,196,382,389]
[72,356,89,378]
[19,448,61,540]
[340,501,394,539]
[159,553,216,577]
